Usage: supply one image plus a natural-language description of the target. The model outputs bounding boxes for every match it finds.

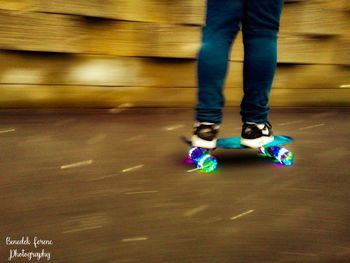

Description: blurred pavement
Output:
[1,107,350,263]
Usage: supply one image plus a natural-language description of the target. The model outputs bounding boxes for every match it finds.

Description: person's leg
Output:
[196,0,244,124]
[240,0,284,123]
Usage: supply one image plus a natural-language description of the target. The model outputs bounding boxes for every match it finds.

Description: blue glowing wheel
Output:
[258,146,294,166]
[276,148,294,166]
[188,147,209,164]
[196,154,217,172]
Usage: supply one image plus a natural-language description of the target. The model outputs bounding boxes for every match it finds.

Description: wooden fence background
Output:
[0,0,349,108]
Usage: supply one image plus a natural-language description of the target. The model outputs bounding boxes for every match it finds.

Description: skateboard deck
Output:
[182,135,294,172]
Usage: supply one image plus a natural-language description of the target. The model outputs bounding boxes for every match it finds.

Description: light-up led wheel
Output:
[197,154,217,172]
[258,146,294,166]
[276,148,294,166]
[258,146,273,157]
[188,147,206,164]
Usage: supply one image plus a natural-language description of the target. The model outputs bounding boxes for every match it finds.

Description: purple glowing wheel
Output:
[187,147,217,172]
[188,147,205,164]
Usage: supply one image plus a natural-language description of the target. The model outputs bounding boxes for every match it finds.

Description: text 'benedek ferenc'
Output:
[6,236,52,261]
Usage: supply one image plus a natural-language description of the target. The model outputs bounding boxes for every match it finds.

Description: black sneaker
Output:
[192,122,220,149]
[240,121,274,148]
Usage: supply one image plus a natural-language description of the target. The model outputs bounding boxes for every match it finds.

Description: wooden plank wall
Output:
[0,0,349,108]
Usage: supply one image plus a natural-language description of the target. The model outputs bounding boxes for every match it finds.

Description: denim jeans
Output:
[195,0,284,124]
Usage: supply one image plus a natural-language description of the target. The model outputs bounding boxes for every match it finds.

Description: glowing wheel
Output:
[197,154,218,172]
[258,146,294,166]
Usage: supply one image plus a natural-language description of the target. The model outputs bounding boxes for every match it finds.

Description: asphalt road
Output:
[1,107,349,263]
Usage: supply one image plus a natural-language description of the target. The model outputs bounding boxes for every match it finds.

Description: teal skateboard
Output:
[183,136,294,172]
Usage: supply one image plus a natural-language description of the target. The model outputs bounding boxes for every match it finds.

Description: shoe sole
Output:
[240,136,274,148]
[191,135,217,149]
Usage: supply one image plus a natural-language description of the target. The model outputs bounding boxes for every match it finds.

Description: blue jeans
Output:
[195,0,284,124]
